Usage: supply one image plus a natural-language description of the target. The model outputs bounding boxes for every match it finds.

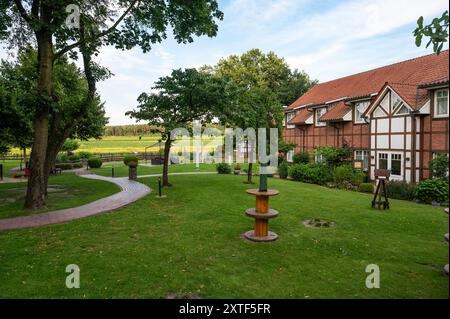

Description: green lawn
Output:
[0,160,22,178]
[0,174,447,298]
[90,162,260,177]
[0,173,120,219]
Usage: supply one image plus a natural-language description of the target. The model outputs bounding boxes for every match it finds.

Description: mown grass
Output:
[0,174,447,298]
[0,160,22,178]
[90,162,260,178]
[0,173,120,219]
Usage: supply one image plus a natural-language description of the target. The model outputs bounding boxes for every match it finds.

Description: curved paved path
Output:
[0,174,151,232]
[0,171,217,231]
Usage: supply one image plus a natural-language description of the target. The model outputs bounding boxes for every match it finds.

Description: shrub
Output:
[78,151,92,159]
[333,165,365,188]
[278,161,289,179]
[415,179,449,204]
[216,163,231,174]
[315,145,352,168]
[234,163,241,170]
[55,163,73,170]
[358,183,374,193]
[386,181,416,201]
[429,154,449,180]
[293,152,309,164]
[123,155,139,168]
[289,163,332,185]
[88,157,102,169]
[67,154,80,162]
[72,163,83,169]
[56,153,68,163]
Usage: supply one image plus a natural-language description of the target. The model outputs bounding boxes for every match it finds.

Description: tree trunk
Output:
[24,27,54,209]
[247,162,253,184]
[162,137,172,187]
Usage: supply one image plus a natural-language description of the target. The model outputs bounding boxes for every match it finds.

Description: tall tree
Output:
[0,47,107,195]
[0,0,223,208]
[126,68,228,187]
[207,49,301,181]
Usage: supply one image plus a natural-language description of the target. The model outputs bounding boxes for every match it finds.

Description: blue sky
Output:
[2,0,449,125]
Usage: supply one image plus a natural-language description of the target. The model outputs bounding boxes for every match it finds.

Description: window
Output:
[395,104,409,115]
[355,150,369,171]
[378,153,388,170]
[315,107,326,126]
[435,89,449,117]
[378,152,402,176]
[287,150,294,163]
[286,112,296,128]
[391,153,402,176]
[391,91,402,110]
[354,101,370,123]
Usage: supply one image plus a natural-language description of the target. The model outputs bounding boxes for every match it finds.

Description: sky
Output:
[2,0,449,125]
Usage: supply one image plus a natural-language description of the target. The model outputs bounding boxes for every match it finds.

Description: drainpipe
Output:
[410,86,422,184]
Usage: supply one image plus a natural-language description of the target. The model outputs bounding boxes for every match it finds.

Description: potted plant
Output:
[124,155,139,180]
[233,163,241,175]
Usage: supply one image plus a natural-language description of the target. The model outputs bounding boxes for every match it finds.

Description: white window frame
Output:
[315,107,326,127]
[377,152,402,178]
[354,101,370,123]
[354,150,369,171]
[287,150,294,163]
[286,112,296,129]
[434,89,449,118]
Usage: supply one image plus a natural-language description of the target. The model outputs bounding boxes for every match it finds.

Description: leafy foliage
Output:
[333,165,365,188]
[278,161,289,179]
[315,145,352,168]
[123,155,139,168]
[415,179,448,204]
[289,163,332,185]
[386,181,417,201]
[429,153,449,180]
[60,139,80,154]
[88,157,103,169]
[216,163,231,174]
[293,152,309,164]
[414,11,449,54]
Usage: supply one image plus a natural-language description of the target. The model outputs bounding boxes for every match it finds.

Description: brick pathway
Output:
[0,174,151,232]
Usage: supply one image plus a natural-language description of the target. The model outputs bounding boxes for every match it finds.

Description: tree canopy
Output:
[126,68,231,186]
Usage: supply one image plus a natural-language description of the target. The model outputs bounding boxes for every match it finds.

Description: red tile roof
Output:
[288,108,313,125]
[287,50,449,110]
[320,101,352,122]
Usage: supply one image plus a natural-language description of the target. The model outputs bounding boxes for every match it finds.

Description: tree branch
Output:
[54,0,139,60]
[13,0,32,24]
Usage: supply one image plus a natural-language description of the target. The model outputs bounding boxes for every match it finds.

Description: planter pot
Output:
[128,167,137,180]
[415,199,421,204]
[234,170,241,175]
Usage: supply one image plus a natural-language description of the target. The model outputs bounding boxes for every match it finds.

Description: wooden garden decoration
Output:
[243,164,279,242]
[372,169,390,209]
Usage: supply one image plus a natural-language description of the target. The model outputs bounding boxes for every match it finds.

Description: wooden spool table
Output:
[243,189,279,242]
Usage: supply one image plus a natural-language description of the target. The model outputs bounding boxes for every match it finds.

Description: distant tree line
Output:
[103,124,164,136]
